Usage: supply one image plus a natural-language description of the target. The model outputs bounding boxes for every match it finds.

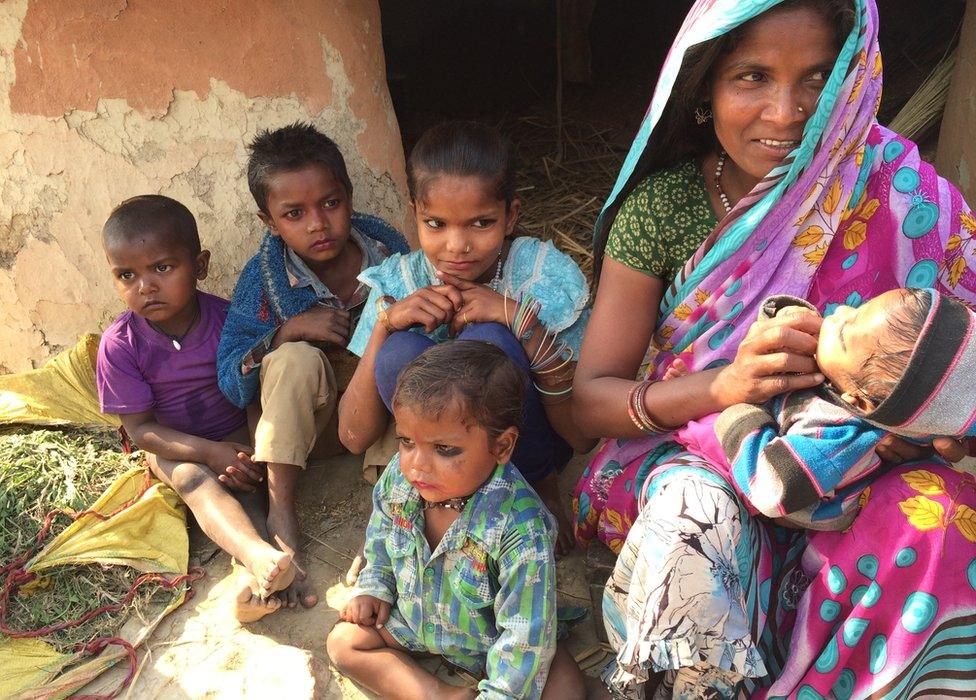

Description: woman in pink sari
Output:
[573,0,976,697]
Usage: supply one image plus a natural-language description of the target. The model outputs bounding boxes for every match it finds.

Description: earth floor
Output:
[78,451,609,699]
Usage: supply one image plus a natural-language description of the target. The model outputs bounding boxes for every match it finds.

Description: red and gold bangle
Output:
[627,380,669,434]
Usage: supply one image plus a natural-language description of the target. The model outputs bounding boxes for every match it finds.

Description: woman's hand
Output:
[435,271,508,335]
[385,286,462,333]
[716,310,824,406]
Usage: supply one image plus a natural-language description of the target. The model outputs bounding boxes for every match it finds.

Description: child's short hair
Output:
[246,122,353,215]
[851,287,930,405]
[406,121,517,208]
[392,340,525,441]
[102,195,200,257]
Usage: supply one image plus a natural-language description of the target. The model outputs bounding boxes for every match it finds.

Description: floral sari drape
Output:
[574,0,976,696]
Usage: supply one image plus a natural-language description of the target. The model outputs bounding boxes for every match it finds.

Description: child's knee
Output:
[264,341,330,378]
[374,332,434,406]
[458,322,528,368]
[326,622,366,672]
[375,332,433,378]
[167,460,215,496]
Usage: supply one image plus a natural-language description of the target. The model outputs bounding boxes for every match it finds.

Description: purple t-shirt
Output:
[97,291,246,441]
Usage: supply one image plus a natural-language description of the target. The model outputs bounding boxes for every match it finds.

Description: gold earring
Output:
[798,105,805,113]
[694,105,713,124]
[464,243,472,254]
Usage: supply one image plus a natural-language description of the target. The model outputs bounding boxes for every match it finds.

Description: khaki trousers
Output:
[252,341,343,467]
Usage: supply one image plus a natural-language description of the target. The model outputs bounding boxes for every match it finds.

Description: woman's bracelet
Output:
[627,380,670,434]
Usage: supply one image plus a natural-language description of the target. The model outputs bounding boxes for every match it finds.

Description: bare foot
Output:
[278,572,319,609]
[345,540,367,586]
[241,541,297,598]
[267,506,317,608]
[234,573,282,623]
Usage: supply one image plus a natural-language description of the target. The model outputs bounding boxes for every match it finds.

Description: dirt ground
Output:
[78,451,609,699]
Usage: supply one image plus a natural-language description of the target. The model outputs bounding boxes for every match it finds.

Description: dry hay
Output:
[0,426,173,652]
[503,107,630,282]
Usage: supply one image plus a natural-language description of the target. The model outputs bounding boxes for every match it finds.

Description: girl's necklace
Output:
[487,250,504,292]
[713,150,733,215]
[147,304,200,351]
[419,495,471,512]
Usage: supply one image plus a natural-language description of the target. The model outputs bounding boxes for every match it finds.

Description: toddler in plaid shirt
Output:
[327,340,584,699]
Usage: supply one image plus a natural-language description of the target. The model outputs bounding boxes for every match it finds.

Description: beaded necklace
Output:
[713,150,733,215]
[419,495,471,512]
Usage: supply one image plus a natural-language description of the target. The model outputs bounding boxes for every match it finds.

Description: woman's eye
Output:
[424,219,444,230]
[739,72,765,83]
[808,70,829,84]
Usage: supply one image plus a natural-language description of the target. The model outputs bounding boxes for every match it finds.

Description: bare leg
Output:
[327,622,474,700]
[148,456,293,620]
[541,643,586,700]
[266,461,318,608]
[533,472,576,557]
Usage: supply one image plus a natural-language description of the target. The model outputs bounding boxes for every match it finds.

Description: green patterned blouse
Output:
[605,159,717,282]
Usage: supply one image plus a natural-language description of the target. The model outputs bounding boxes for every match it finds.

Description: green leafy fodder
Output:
[0,426,170,652]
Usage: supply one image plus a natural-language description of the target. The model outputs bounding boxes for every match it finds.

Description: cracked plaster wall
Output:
[0,0,409,372]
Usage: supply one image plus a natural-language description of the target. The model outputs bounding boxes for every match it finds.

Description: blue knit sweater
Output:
[217,212,407,408]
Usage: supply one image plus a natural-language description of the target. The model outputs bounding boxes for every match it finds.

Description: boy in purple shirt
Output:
[97,195,296,622]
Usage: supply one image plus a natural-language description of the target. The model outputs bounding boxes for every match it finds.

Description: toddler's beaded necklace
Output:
[419,495,471,512]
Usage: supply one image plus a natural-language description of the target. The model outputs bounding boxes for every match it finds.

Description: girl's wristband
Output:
[376,295,397,334]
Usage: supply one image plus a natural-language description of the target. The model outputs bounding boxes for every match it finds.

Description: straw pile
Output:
[0,426,165,651]
[888,49,956,143]
[505,108,629,282]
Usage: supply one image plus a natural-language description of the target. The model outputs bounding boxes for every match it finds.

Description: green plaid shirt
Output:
[353,456,557,699]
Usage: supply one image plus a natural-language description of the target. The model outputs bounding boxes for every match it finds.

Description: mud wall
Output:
[0,0,408,372]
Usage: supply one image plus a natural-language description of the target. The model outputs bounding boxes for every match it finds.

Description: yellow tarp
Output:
[28,467,188,575]
[0,469,189,699]
[0,333,118,428]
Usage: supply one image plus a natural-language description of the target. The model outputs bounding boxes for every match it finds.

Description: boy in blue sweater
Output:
[217,123,406,609]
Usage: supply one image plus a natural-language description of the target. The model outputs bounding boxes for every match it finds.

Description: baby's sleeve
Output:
[715,395,885,526]
[96,330,154,415]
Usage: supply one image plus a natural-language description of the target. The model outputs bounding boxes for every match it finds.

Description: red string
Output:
[0,458,202,699]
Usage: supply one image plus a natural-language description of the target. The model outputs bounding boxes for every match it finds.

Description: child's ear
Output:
[195,250,211,281]
[257,211,277,235]
[840,389,877,413]
[504,198,521,236]
[490,426,519,465]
